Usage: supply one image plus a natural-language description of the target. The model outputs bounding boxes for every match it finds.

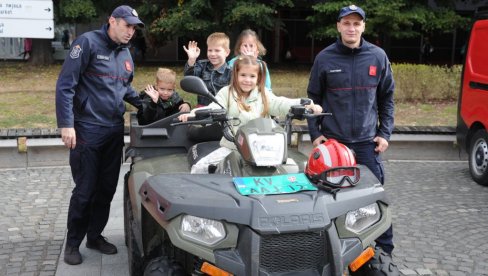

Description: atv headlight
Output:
[345,203,381,234]
[248,133,285,166]
[180,215,226,246]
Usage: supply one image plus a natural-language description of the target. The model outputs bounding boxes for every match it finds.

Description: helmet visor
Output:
[320,166,360,187]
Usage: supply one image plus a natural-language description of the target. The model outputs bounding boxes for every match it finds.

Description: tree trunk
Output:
[30,39,55,65]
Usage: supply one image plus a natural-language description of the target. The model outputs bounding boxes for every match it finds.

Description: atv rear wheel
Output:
[143,256,186,276]
[469,129,488,186]
[124,170,131,247]
[350,247,399,276]
[125,174,145,276]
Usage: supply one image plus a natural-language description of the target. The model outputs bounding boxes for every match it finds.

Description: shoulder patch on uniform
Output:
[369,65,377,76]
[70,45,82,59]
[125,60,132,72]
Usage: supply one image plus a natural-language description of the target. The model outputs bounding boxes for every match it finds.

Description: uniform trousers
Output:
[66,122,124,247]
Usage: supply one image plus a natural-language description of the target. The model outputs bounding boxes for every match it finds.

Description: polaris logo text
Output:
[259,213,324,227]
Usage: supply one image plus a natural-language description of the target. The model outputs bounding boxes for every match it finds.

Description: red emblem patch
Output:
[125,61,132,72]
[369,66,377,76]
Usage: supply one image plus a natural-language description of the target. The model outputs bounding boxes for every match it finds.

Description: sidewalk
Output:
[55,164,130,276]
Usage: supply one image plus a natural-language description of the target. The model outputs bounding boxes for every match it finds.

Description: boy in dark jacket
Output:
[137,68,191,125]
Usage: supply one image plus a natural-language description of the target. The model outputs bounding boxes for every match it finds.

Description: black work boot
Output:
[64,245,82,265]
[86,235,118,254]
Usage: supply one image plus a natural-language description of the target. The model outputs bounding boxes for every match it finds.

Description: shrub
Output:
[392,63,461,102]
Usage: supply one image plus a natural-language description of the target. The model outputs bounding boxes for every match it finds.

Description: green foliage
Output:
[393,63,462,102]
[147,0,294,42]
[307,0,470,40]
[57,0,97,23]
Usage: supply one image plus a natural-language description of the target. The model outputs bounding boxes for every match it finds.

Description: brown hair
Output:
[156,68,176,84]
[233,29,266,57]
[229,55,269,116]
[207,32,230,51]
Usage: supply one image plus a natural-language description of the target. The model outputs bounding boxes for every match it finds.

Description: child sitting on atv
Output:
[137,68,191,125]
[178,55,322,172]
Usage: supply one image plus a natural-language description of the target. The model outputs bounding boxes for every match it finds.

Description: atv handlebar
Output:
[170,109,232,126]
[284,105,332,146]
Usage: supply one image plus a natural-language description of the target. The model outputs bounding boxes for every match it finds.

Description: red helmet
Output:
[305,139,360,187]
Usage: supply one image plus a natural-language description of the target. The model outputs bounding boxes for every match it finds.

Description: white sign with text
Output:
[0,18,53,38]
[0,0,53,19]
[0,0,54,38]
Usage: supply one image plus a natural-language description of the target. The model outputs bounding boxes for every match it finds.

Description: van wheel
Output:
[469,129,488,186]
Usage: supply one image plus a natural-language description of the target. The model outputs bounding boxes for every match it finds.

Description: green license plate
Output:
[233,173,317,196]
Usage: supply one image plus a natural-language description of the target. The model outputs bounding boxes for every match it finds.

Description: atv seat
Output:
[187,141,220,167]
[187,141,230,173]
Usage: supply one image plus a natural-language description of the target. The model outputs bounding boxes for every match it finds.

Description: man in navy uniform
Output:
[55,5,144,265]
[307,5,396,257]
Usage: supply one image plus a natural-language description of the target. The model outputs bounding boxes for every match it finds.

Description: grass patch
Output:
[0,62,459,128]
[394,101,457,126]
[0,91,57,128]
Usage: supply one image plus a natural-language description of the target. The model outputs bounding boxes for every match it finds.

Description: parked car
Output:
[456,7,488,186]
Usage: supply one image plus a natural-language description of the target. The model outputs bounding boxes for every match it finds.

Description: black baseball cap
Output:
[111,5,145,27]
[337,5,366,21]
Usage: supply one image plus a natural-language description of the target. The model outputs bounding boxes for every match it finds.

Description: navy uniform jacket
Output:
[56,24,142,128]
[184,60,231,106]
[307,38,395,143]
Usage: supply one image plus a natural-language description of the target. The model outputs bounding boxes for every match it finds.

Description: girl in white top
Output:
[179,54,322,150]
[179,55,321,173]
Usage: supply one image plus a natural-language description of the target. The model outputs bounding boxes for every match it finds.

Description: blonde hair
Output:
[207,32,230,51]
[156,68,176,84]
[233,29,266,57]
[229,55,269,116]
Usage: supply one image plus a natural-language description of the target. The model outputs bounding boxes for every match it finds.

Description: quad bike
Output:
[124,76,399,275]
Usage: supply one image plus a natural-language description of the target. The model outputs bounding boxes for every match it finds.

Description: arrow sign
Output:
[0,0,53,20]
[0,18,54,38]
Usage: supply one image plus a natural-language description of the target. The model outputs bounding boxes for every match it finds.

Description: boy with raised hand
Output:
[137,67,191,125]
[183,32,232,107]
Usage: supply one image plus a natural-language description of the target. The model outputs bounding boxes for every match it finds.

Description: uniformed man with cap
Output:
[55,5,144,265]
[307,3,396,260]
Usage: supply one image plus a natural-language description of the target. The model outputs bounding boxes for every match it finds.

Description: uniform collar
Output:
[336,37,365,54]
[102,24,130,50]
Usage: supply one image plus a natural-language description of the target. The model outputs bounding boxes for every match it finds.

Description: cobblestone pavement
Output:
[0,166,72,276]
[1,161,488,275]
[387,161,488,276]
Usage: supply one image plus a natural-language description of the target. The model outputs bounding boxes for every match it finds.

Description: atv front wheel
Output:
[469,129,488,186]
[350,247,399,276]
[143,256,186,276]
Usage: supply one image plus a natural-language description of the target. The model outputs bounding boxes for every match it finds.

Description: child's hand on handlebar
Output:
[305,103,323,114]
[178,113,195,122]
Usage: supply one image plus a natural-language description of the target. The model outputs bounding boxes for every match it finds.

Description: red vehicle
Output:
[457,8,488,186]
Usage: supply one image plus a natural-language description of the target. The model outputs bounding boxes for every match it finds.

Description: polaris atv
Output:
[123,76,398,275]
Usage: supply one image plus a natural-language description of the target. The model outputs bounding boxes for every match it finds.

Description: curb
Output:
[0,126,464,169]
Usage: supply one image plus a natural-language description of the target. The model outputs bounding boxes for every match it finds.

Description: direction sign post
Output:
[0,0,54,38]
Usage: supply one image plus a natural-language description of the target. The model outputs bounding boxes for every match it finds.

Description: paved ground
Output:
[386,161,488,276]
[0,164,130,276]
[0,161,487,275]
